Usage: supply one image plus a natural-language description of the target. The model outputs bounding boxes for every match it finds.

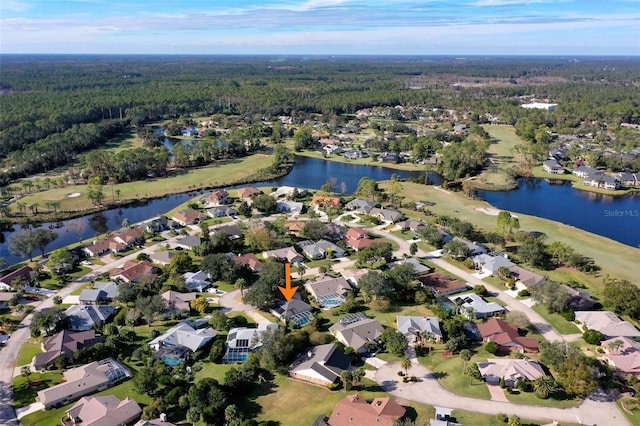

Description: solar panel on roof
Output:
[236,339,249,348]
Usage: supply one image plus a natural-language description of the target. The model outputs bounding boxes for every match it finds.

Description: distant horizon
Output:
[1,1,638,55]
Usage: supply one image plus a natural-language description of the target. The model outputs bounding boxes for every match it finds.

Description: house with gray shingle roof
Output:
[290,343,351,385]
[450,293,506,319]
[65,305,118,331]
[79,282,119,305]
[397,316,442,343]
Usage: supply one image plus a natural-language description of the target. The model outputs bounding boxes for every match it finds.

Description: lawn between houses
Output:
[391,181,640,286]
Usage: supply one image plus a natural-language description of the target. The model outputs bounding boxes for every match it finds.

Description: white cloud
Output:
[0,0,31,12]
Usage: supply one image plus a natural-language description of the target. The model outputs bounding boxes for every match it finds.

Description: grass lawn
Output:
[362,304,436,329]
[195,361,237,382]
[419,348,492,400]
[39,266,91,290]
[13,371,64,408]
[470,125,522,189]
[531,304,581,335]
[16,153,273,213]
[16,339,42,366]
[618,398,640,426]
[452,409,581,426]
[505,388,580,408]
[70,282,93,296]
[304,258,336,270]
[391,181,640,285]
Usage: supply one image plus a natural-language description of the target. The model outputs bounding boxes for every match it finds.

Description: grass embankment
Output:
[469,125,522,190]
[294,149,431,172]
[15,154,274,215]
[393,182,640,285]
[532,166,636,196]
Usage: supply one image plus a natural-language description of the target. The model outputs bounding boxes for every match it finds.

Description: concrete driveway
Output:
[375,360,630,426]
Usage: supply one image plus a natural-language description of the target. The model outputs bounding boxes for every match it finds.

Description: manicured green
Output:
[13,371,64,408]
[531,304,581,335]
[452,410,581,426]
[15,340,42,367]
[419,349,492,400]
[505,387,579,408]
[472,124,522,188]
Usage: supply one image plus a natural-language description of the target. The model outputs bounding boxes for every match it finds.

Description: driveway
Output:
[218,289,272,325]
[376,361,630,426]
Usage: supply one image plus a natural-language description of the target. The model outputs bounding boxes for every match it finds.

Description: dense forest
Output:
[1,55,640,185]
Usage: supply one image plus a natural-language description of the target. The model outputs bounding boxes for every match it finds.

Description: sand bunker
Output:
[66,192,81,198]
[474,207,517,217]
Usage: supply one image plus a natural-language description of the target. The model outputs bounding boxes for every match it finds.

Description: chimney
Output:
[160,413,168,422]
[308,351,313,358]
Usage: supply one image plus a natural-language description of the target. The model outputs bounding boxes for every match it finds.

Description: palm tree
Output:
[340,370,353,391]
[235,278,247,298]
[352,367,365,388]
[21,366,32,386]
[400,357,412,376]
[533,376,556,399]
[607,339,624,354]
[459,349,472,373]
[115,189,121,201]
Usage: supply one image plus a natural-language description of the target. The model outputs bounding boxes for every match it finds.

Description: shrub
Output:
[485,341,499,355]
[463,259,476,270]
[326,382,340,391]
[518,289,530,297]
[410,376,417,382]
[499,377,506,388]
[473,284,488,296]
[496,413,508,423]
[369,299,391,312]
[402,377,409,383]
[560,310,575,321]
[398,371,405,377]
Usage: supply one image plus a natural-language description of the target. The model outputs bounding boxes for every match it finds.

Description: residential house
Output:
[573,166,602,179]
[344,198,376,214]
[453,237,487,256]
[207,205,237,218]
[83,238,127,257]
[340,269,369,287]
[323,144,344,155]
[473,252,515,275]
[66,305,118,331]
[149,321,217,364]
[329,313,384,353]
[144,217,174,234]
[113,227,145,246]
[272,186,307,199]
[477,318,539,353]
[343,228,382,251]
[542,159,565,174]
[298,240,345,260]
[324,222,347,242]
[290,343,352,386]
[450,293,506,319]
[477,358,546,387]
[584,173,602,188]
[64,395,142,426]
[430,406,462,426]
[575,311,640,339]
[204,190,230,206]
[212,223,243,240]
[390,257,432,275]
[237,187,262,199]
[171,209,207,226]
[183,270,211,292]
[270,296,313,327]
[234,253,264,272]
[276,200,304,214]
[601,176,621,190]
[222,323,278,363]
[150,251,176,266]
[416,273,469,297]
[602,336,640,377]
[0,292,15,310]
[79,282,119,305]
[175,235,202,250]
[0,266,33,288]
[304,275,352,309]
[343,149,368,160]
[262,246,303,264]
[110,260,158,283]
[32,330,105,371]
[369,207,403,223]
[161,291,197,312]
[285,220,306,236]
[327,394,406,426]
[396,219,427,233]
[311,195,342,209]
[615,172,639,187]
[135,414,175,426]
[37,358,132,409]
[508,266,545,288]
[397,316,442,343]
[377,152,401,163]
[563,285,597,310]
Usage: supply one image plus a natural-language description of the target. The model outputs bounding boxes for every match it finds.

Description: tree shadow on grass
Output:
[430,371,448,380]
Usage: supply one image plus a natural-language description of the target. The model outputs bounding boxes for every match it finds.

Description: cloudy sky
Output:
[1,0,639,55]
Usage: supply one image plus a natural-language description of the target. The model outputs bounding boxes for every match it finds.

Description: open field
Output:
[394,182,640,284]
[470,125,521,189]
[14,154,273,213]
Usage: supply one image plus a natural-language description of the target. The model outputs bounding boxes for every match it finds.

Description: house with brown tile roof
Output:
[64,395,142,426]
[311,195,342,209]
[343,228,383,251]
[0,265,33,288]
[234,253,264,271]
[327,394,405,426]
[161,290,197,312]
[477,318,539,353]
[33,330,105,371]
[113,227,145,246]
[110,260,157,283]
[237,186,262,198]
[205,190,231,206]
[83,238,127,257]
[171,209,207,226]
[262,246,303,264]
[416,273,469,297]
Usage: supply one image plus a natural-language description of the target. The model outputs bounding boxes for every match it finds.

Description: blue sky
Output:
[1,0,639,55]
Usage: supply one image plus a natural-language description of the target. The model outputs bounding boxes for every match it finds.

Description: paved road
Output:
[376,360,630,426]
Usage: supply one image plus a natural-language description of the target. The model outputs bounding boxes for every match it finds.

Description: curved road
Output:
[376,360,630,426]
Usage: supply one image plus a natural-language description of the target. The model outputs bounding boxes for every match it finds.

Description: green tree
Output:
[508,415,521,426]
[8,228,36,261]
[517,236,546,267]
[355,177,380,201]
[244,262,285,310]
[496,211,520,238]
[237,200,252,217]
[293,126,314,151]
[303,220,326,241]
[400,357,412,376]
[358,271,391,301]
[381,329,408,357]
[137,294,165,325]
[192,296,210,314]
[603,278,640,319]
[340,370,353,391]
[252,194,277,214]
[224,404,243,426]
[459,349,472,373]
[47,248,73,276]
[32,228,58,257]
[583,328,604,345]
[21,366,31,386]
[87,176,105,205]
[545,241,575,266]
[167,251,193,276]
[409,242,418,256]
[533,376,556,399]
[442,239,470,259]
